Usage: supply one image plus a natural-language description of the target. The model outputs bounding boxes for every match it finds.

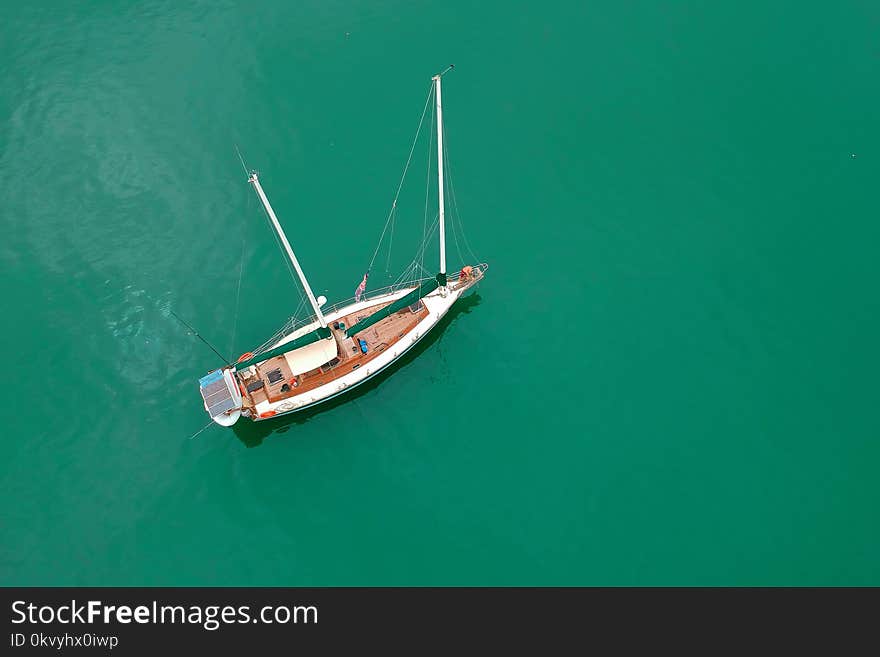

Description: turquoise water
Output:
[1,1,878,585]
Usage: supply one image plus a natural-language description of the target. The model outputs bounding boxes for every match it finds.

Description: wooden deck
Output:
[236,297,429,412]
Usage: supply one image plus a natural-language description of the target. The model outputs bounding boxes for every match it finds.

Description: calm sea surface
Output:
[1,1,878,584]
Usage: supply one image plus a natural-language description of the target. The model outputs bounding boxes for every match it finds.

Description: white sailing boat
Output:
[199,69,487,426]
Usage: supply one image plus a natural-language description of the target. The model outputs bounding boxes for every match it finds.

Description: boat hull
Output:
[256,310,441,419]
[244,282,470,422]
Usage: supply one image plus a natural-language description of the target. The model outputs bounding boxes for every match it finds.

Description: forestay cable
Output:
[367,83,435,272]
[442,120,480,265]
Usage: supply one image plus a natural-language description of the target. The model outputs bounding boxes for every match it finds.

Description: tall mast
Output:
[433,70,448,290]
[248,172,327,328]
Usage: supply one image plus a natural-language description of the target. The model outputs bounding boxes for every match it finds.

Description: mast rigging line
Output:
[166,306,230,364]
[234,144,250,178]
[228,223,247,359]
[441,120,480,265]
[421,89,436,277]
[367,83,435,273]
[397,212,440,286]
[235,146,307,311]
[131,285,230,365]
[253,293,308,357]
[227,165,258,358]
[252,178,306,304]
[248,173,328,328]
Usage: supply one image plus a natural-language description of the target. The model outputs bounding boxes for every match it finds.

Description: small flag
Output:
[355,272,369,302]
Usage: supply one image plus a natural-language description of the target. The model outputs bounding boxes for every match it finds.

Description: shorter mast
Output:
[248,172,327,328]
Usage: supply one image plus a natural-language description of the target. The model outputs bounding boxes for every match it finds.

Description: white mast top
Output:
[248,172,328,328]
[433,69,449,289]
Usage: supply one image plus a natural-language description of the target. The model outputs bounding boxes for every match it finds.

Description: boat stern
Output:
[198,368,243,426]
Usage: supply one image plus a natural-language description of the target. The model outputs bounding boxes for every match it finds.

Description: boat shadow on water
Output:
[232,292,483,448]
